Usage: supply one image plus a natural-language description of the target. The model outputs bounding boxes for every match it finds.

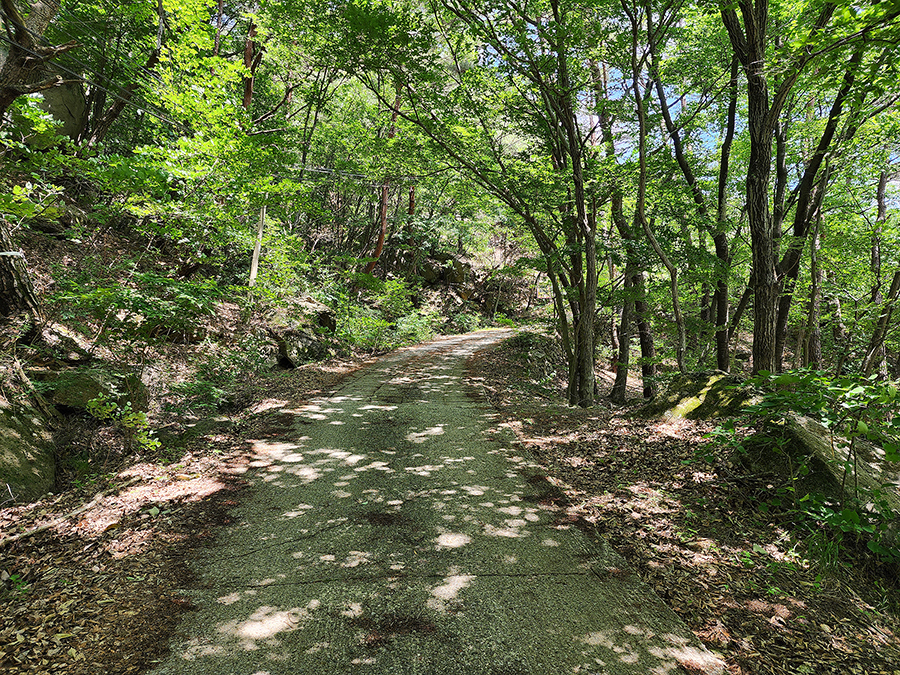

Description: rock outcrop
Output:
[264,296,340,369]
[0,396,55,502]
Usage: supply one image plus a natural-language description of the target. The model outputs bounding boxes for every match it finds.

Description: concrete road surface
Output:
[151,330,723,675]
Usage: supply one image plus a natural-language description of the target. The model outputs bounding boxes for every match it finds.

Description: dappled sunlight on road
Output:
[154,332,723,675]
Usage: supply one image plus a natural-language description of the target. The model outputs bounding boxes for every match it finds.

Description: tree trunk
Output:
[634,276,657,399]
[728,281,752,345]
[242,20,262,110]
[865,171,889,377]
[804,218,823,368]
[0,218,42,340]
[82,52,159,149]
[774,49,863,369]
[610,269,633,405]
[826,270,850,375]
[214,0,225,56]
[629,11,685,373]
[363,90,402,275]
[720,1,820,374]
[713,58,739,371]
[552,0,595,407]
[649,15,736,373]
[0,0,76,116]
[863,270,900,377]
[248,204,266,287]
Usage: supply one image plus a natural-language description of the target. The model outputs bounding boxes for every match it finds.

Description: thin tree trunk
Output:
[83,0,167,148]
[248,205,266,287]
[363,90,402,275]
[649,16,736,372]
[610,269,634,405]
[715,58,740,368]
[865,171,889,376]
[729,282,752,345]
[632,7,685,372]
[804,218,823,369]
[214,0,224,56]
[634,274,657,399]
[607,219,619,359]
[863,269,900,377]
[827,270,850,375]
[0,217,42,343]
[552,0,596,406]
[242,20,263,110]
[774,49,863,369]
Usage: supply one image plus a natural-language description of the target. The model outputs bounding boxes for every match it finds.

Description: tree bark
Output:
[214,0,224,56]
[551,0,596,406]
[242,20,263,110]
[634,274,657,399]
[363,90,402,275]
[630,4,685,373]
[0,0,77,116]
[826,270,850,375]
[650,20,737,372]
[804,217,823,368]
[610,268,633,405]
[863,270,900,377]
[0,218,42,341]
[720,0,838,373]
[80,0,166,148]
[865,171,889,376]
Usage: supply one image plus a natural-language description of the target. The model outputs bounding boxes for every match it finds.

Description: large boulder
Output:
[28,368,149,413]
[264,297,341,368]
[268,327,335,368]
[287,296,337,333]
[39,81,87,140]
[0,396,55,502]
[419,253,472,287]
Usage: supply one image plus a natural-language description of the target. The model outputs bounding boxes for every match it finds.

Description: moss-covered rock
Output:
[28,368,148,413]
[638,371,759,420]
[0,397,55,502]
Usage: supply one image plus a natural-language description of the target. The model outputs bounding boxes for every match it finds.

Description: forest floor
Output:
[1,333,899,674]
[470,337,900,675]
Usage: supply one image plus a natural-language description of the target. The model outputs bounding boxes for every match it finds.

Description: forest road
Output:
[150,330,724,675]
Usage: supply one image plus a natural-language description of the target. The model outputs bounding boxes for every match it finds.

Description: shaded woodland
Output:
[1,2,900,672]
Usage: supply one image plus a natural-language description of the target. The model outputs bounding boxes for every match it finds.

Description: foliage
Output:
[167,332,274,412]
[444,310,482,334]
[52,271,225,342]
[86,393,160,454]
[749,369,900,461]
[737,369,900,563]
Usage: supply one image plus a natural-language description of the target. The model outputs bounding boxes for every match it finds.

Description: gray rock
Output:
[263,297,340,368]
[267,327,333,368]
[0,397,55,503]
[38,80,87,140]
[29,368,149,413]
[270,296,336,334]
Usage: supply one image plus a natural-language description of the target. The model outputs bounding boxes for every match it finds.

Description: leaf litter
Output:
[0,358,364,674]
[467,335,900,675]
[4,335,899,675]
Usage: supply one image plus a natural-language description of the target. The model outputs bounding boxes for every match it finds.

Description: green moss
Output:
[0,403,55,502]
[639,372,758,420]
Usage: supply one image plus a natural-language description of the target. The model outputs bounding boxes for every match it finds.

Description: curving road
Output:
[151,330,723,675]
